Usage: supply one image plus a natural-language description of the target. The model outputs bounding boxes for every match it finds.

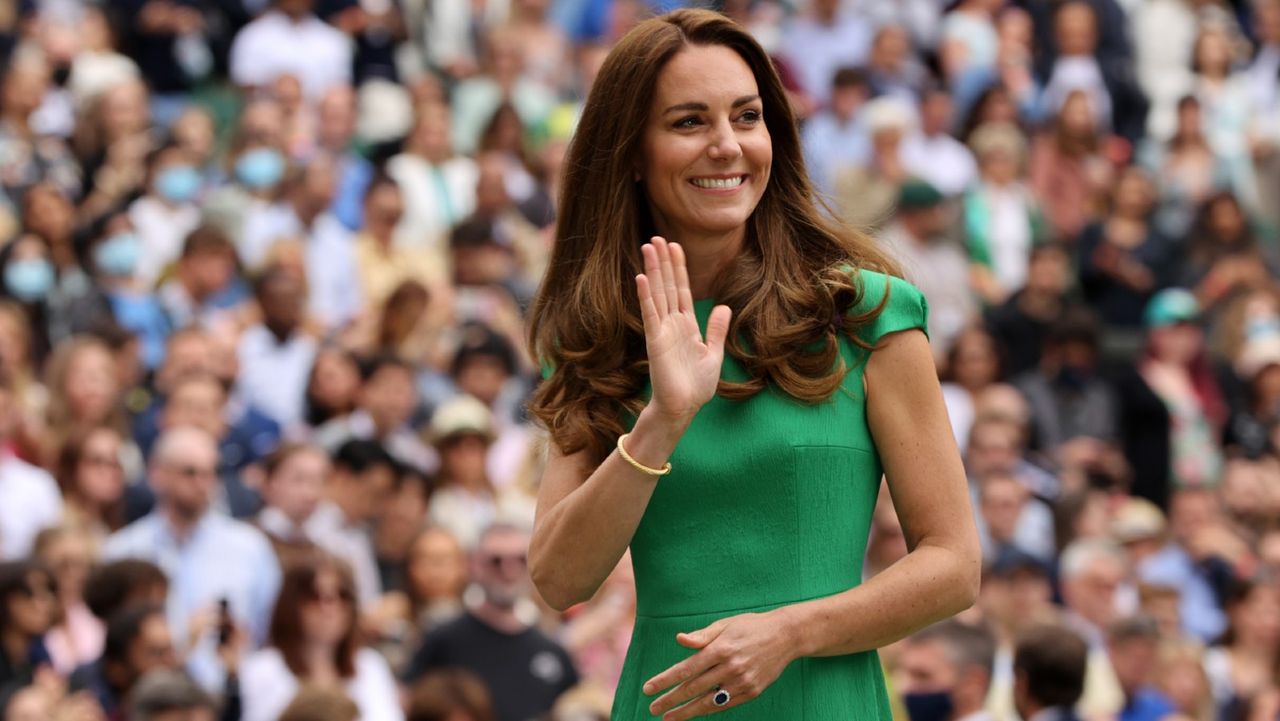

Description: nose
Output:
[706,117,743,162]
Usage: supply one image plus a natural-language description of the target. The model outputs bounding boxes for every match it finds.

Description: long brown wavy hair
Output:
[527,9,902,462]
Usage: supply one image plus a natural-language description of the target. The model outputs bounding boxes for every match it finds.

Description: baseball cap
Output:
[897,179,945,211]
[1143,288,1199,329]
[1110,497,1166,543]
[427,394,496,446]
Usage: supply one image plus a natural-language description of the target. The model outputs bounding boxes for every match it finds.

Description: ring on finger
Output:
[711,685,731,707]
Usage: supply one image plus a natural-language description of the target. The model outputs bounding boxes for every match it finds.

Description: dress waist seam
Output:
[635,588,848,620]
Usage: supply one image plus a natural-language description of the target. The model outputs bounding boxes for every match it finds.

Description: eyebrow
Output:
[662,95,761,115]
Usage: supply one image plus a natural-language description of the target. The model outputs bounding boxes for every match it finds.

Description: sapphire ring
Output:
[712,686,731,707]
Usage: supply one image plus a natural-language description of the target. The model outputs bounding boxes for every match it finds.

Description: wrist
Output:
[621,406,691,471]
[636,403,695,440]
[768,604,813,661]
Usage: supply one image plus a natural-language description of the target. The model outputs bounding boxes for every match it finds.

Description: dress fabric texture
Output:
[600,268,930,720]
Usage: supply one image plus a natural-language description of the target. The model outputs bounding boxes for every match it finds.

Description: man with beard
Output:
[402,522,578,721]
[103,426,281,693]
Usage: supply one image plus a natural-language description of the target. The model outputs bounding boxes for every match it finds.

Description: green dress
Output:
[553,268,929,720]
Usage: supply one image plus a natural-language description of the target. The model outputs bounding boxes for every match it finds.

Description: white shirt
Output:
[129,195,201,288]
[235,325,318,430]
[900,132,977,197]
[240,647,404,721]
[879,222,976,355]
[0,453,63,560]
[229,11,352,99]
[102,511,282,692]
[304,501,383,609]
[305,212,363,331]
[779,11,874,103]
[238,199,299,269]
[1042,56,1113,130]
[386,153,477,253]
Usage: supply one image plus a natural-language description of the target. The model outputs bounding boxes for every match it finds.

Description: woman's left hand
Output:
[642,610,798,720]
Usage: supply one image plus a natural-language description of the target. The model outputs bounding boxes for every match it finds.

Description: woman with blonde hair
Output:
[526,9,979,719]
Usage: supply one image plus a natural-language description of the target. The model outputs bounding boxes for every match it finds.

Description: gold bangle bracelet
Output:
[616,432,672,476]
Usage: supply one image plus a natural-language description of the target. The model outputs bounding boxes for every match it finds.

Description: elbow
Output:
[528,550,588,613]
[952,539,983,612]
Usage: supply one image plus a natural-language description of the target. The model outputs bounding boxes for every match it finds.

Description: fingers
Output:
[636,274,660,330]
[704,305,732,355]
[649,662,730,717]
[642,242,668,317]
[663,685,742,721]
[644,650,718,697]
[656,237,680,315]
[670,241,695,313]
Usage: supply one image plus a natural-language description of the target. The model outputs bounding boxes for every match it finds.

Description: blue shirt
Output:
[1120,688,1177,721]
[800,111,869,199]
[102,511,282,691]
[1139,543,1227,642]
[106,290,172,370]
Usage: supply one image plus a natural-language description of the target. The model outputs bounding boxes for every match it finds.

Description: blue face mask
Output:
[235,148,286,190]
[156,165,202,203]
[94,233,142,277]
[904,690,955,721]
[4,258,55,302]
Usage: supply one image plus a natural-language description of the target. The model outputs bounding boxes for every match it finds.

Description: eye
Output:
[674,116,702,129]
[738,109,763,124]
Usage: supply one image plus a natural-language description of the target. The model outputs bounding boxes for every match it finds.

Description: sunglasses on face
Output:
[18,581,57,602]
[304,586,355,606]
[169,463,217,479]
[483,553,528,571]
[81,453,122,471]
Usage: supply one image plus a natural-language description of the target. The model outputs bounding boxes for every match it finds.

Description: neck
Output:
[2,112,30,134]
[472,599,526,633]
[329,495,359,526]
[1235,639,1278,660]
[1,628,28,665]
[303,641,339,678]
[1018,701,1047,721]
[294,201,321,227]
[656,226,744,299]
[162,505,202,542]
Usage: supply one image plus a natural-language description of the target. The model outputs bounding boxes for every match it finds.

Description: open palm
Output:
[636,237,732,422]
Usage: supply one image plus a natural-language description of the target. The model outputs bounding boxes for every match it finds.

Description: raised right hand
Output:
[635,236,731,424]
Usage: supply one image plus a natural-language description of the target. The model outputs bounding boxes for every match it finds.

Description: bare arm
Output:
[528,237,732,611]
[529,406,688,611]
[776,327,982,655]
[640,327,982,720]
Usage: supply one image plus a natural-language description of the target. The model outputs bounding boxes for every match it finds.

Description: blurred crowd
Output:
[1,0,1280,719]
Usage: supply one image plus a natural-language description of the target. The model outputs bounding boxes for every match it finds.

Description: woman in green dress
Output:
[525,9,981,721]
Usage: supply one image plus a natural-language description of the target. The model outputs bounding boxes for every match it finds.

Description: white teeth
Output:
[691,176,745,189]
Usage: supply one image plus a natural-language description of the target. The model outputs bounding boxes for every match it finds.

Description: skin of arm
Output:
[528,404,692,612]
[775,327,982,657]
[642,327,981,720]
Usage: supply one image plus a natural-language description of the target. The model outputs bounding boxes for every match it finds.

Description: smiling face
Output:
[639,43,772,245]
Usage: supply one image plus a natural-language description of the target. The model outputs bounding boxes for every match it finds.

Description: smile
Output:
[690,175,747,190]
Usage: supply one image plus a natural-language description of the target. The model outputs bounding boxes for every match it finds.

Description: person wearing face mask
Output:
[895,620,997,721]
[0,234,60,364]
[128,143,204,288]
[227,144,297,269]
[91,212,173,371]
[17,184,114,349]
[1012,309,1122,470]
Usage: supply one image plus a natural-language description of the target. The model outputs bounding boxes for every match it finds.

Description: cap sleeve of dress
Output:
[849,268,930,346]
